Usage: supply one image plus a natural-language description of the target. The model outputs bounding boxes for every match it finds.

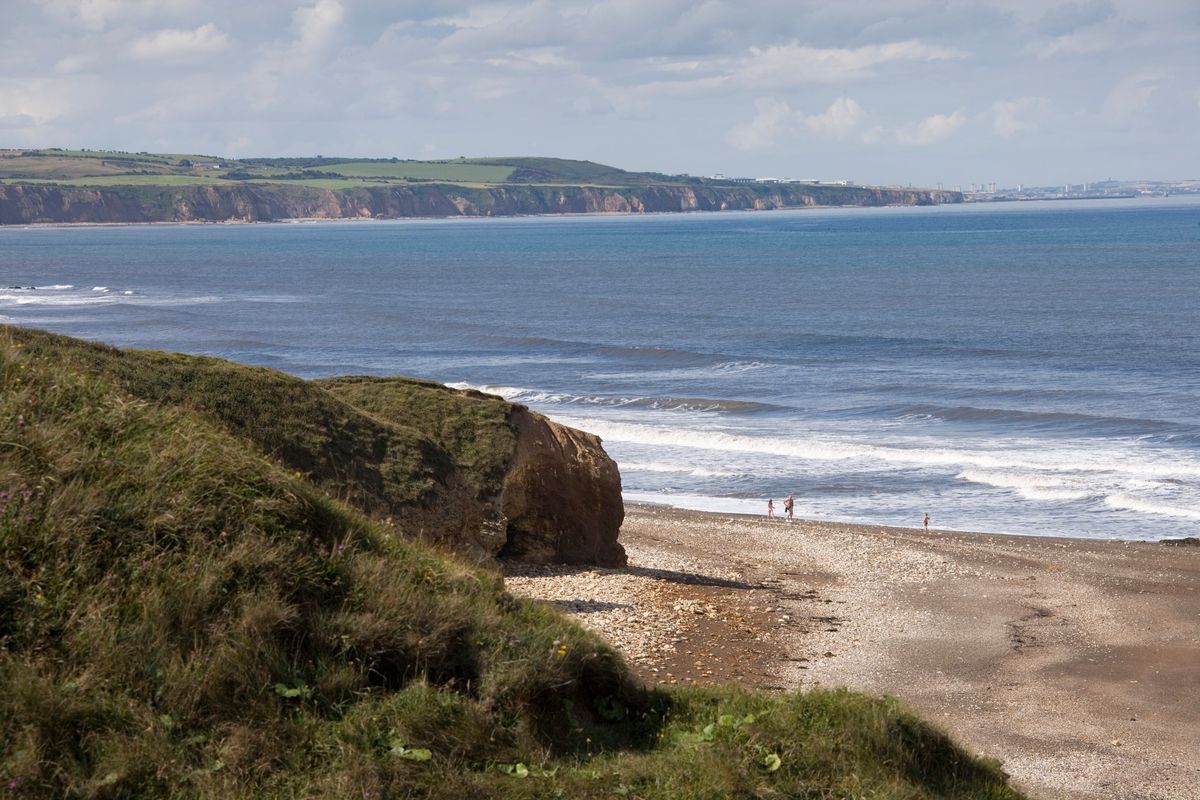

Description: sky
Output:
[1,0,1198,187]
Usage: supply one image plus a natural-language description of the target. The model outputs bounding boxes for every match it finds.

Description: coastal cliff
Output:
[4,327,626,567]
[0,182,961,224]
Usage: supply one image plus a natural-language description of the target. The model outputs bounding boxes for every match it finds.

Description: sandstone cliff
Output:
[0,182,960,224]
[320,376,627,567]
[501,406,626,565]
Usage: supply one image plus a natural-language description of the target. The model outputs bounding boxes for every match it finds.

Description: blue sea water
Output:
[2,197,1199,540]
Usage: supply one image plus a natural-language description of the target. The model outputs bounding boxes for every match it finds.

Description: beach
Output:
[505,504,1200,800]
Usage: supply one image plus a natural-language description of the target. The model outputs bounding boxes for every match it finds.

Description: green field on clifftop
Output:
[0,149,668,189]
[0,325,1021,799]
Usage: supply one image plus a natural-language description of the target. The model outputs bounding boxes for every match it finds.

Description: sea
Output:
[2,197,1199,541]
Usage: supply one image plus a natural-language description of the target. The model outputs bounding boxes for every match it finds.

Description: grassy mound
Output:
[0,329,1023,798]
[3,328,523,559]
[318,376,517,506]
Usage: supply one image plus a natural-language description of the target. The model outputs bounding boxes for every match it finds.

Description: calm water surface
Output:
[3,197,1199,540]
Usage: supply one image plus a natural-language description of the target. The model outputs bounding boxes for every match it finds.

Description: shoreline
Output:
[505,503,1200,800]
[625,497,1190,544]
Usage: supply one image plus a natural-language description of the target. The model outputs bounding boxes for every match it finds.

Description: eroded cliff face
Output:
[317,376,627,568]
[501,407,626,567]
[0,182,961,224]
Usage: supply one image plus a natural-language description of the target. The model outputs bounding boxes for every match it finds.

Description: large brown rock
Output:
[317,376,626,567]
[500,407,626,566]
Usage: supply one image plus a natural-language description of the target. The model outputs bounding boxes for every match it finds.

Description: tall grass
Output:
[0,327,1023,798]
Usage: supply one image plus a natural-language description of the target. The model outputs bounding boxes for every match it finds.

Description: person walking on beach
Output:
[784,494,794,522]
[767,498,775,520]
[923,512,930,531]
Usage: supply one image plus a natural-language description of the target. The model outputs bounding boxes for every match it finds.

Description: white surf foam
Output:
[0,293,111,306]
[956,469,1092,502]
[0,291,223,309]
[620,461,740,478]
[1103,494,1200,521]
[553,417,1200,480]
[45,284,74,290]
[447,382,535,401]
[447,382,769,414]
[623,491,768,516]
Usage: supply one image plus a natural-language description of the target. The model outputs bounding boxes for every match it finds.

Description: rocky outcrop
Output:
[501,407,626,566]
[0,182,961,225]
[317,375,627,567]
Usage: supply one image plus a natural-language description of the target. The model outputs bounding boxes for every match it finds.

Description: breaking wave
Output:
[956,469,1092,502]
[446,383,783,414]
[1103,494,1200,521]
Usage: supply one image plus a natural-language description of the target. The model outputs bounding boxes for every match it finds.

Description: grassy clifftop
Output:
[0,327,1021,799]
[0,150,656,189]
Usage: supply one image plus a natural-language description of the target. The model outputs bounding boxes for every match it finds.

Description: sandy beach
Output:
[504,504,1200,800]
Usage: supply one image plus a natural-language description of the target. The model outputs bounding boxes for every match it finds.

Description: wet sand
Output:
[505,504,1200,800]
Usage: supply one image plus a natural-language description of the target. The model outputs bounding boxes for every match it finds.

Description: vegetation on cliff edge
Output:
[0,327,1020,799]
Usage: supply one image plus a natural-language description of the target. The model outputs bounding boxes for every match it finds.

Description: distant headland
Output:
[0,148,960,225]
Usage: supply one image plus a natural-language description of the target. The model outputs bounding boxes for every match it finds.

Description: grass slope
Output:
[0,327,1023,799]
[2,328,505,555]
[318,376,516,505]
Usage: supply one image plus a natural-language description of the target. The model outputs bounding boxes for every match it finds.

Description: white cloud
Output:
[0,79,71,125]
[991,96,1052,137]
[728,96,867,150]
[44,0,136,29]
[738,40,967,87]
[643,38,967,97]
[1038,0,1116,37]
[1029,28,1117,58]
[1102,72,1163,118]
[43,0,194,31]
[800,96,865,136]
[293,0,346,51]
[896,110,966,146]
[128,24,229,61]
[860,125,886,145]
[727,97,793,150]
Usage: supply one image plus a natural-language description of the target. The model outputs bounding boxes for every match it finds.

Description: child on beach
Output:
[924,512,930,530]
[767,498,774,519]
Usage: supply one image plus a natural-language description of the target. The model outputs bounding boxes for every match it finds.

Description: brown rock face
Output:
[501,407,626,566]
[315,375,626,567]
